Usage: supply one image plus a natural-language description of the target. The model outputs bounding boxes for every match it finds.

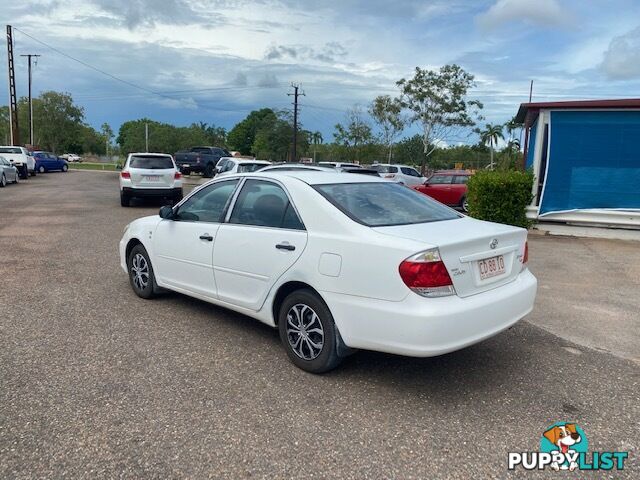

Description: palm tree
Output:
[478,123,504,170]
[311,131,323,162]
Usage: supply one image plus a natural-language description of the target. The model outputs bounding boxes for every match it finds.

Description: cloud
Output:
[264,42,348,64]
[476,0,566,29]
[256,73,280,87]
[601,26,640,79]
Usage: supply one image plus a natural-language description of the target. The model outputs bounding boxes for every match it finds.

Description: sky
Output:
[4,0,640,144]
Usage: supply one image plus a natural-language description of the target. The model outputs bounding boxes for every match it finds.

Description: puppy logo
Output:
[540,423,587,471]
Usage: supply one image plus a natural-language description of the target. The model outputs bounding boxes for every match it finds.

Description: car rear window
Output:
[314,182,460,227]
[129,155,174,169]
[237,163,268,173]
[0,147,22,154]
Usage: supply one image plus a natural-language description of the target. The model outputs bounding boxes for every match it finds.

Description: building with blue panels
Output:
[516,99,640,228]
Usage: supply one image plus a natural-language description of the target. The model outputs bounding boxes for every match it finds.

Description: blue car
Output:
[33,151,69,173]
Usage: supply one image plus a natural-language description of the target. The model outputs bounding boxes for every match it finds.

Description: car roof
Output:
[432,169,472,175]
[129,152,172,157]
[248,171,387,185]
[238,159,270,165]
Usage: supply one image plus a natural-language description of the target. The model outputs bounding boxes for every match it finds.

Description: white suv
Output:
[372,164,426,186]
[216,158,271,177]
[119,153,183,207]
[0,146,36,178]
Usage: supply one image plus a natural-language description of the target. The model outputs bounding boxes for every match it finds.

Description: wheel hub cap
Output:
[131,253,149,290]
[286,304,324,360]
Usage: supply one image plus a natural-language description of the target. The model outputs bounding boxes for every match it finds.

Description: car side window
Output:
[453,175,469,184]
[428,175,453,184]
[229,179,304,230]
[401,167,420,177]
[174,180,239,223]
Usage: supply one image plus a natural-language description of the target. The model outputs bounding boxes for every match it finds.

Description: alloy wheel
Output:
[463,199,469,213]
[131,253,150,291]
[286,304,325,360]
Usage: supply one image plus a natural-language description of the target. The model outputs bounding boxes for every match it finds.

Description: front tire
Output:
[127,245,157,299]
[62,164,68,172]
[203,163,215,178]
[0,174,6,187]
[13,173,19,184]
[278,289,343,373]
[30,170,36,177]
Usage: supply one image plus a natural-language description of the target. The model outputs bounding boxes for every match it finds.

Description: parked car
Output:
[0,146,36,178]
[371,164,426,186]
[0,156,20,186]
[119,171,536,373]
[216,158,271,177]
[119,153,183,207]
[174,146,231,177]
[61,153,82,162]
[337,167,380,176]
[318,162,361,168]
[413,170,472,213]
[258,163,334,173]
[33,151,69,173]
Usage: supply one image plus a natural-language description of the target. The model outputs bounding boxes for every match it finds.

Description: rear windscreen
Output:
[314,182,460,227]
[374,165,398,173]
[0,147,22,154]
[237,163,268,173]
[129,155,174,169]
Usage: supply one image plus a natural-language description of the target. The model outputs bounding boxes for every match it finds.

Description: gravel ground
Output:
[0,171,638,479]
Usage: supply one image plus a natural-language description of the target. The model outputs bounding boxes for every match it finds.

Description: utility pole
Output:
[288,83,305,162]
[145,123,149,152]
[6,25,20,146]
[20,53,41,146]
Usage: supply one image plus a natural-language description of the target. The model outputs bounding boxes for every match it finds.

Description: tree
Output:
[101,122,114,157]
[227,108,278,155]
[252,110,309,161]
[333,105,373,162]
[311,131,323,162]
[477,123,504,170]
[31,91,85,153]
[369,95,405,163]
[397,64,483,173]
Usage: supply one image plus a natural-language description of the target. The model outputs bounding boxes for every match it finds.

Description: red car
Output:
[412,170,472,212]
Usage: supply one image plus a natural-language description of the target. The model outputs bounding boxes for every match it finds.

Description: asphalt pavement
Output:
[0,171,638,479]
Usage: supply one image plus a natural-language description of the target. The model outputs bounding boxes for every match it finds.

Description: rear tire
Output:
[120,192,130,207]
[127,244,157,299]
[38,166,46,174]
[203,163,215,178]
[19,166,28,179]
[278,289,343,373]
[461,196,469,213]
[30,170,36,177]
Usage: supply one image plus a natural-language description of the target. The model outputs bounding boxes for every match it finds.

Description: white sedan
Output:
[119,172,537,373]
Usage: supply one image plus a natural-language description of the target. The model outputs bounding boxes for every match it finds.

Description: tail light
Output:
[399,248,455,298]
[120,171,130,179]
[521,241,529,271]
[174,171,182,179]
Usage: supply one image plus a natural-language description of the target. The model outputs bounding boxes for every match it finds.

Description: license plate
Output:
[478,255,505,280]
[143,175,160,182]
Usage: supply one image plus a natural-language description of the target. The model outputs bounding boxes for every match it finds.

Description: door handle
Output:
[199,234,213,241]
[276,243,295,251]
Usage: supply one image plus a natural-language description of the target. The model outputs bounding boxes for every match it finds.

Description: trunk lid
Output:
[129,167,176,188]
[374,217,527,298]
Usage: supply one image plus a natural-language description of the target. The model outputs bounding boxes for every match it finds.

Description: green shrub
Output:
[466,170,534,228]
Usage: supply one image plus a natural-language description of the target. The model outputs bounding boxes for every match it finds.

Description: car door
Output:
[153,179,240,298]
[400,167,425,186]
[212,179,308,311]
[451,175,470,204]
[422,174,454,204]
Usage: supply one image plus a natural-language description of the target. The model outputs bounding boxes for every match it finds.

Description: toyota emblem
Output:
[490,238,499,249]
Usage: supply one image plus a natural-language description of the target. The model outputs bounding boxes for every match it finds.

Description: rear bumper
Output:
[177,164,203,173]
[122,187,183,198]
[321,269,537,357]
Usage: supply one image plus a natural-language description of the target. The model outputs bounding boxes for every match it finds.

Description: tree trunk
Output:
[387,144,392,164]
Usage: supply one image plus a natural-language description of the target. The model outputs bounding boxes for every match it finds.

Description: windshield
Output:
[0,147,22,154]
[129,155,174,169]
[314,182,460,227]
[238,163,268,173]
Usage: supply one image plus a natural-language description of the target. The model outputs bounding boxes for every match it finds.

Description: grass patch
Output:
[68,162,119,171]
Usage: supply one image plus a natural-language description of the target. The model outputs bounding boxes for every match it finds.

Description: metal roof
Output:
[515,98,640,124]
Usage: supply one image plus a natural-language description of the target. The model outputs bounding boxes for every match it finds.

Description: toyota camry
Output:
[119,172,537,373]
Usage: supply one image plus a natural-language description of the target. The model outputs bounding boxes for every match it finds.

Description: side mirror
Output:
[159,205,175,219]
